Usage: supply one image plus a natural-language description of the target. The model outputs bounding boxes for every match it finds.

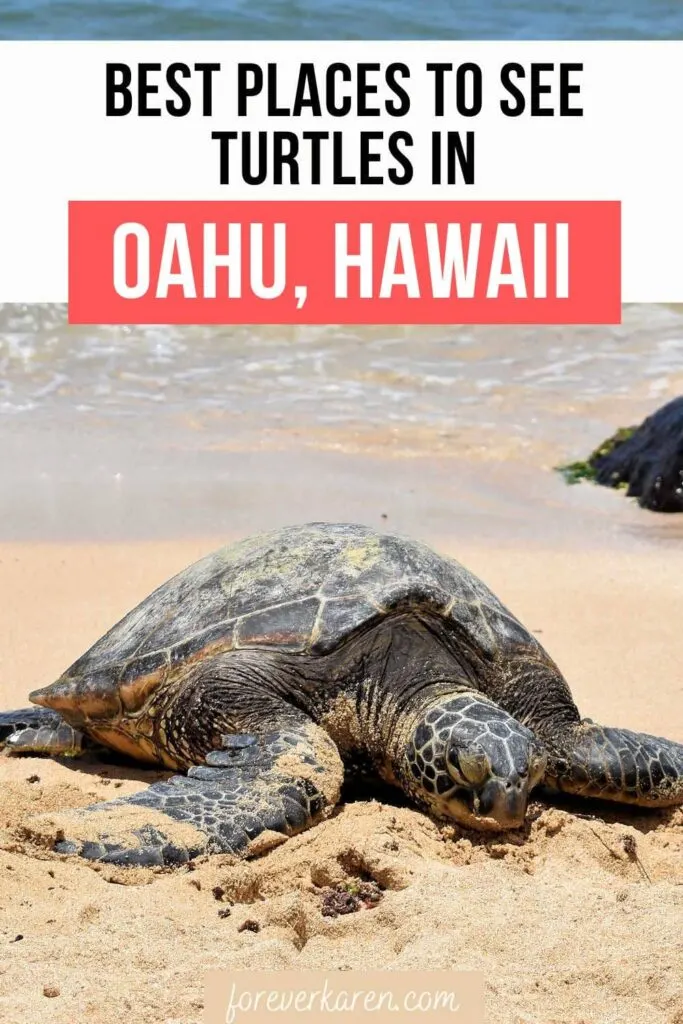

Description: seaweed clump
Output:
[556,396,683,512]
[557,427,637,486]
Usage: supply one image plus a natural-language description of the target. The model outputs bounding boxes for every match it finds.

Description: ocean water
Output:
[1,0,682,40]
[2,303,682,437]
[1,302,683,544]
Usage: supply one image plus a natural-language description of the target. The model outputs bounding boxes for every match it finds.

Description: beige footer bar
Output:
[203,971,485,1024]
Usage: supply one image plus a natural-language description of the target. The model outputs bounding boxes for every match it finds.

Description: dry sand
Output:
[1,539,682,1024]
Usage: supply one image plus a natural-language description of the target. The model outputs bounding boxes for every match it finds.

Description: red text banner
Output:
[68,200,621,324]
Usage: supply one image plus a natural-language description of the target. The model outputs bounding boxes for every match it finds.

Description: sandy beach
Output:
[1,537,682,1024]
[1,306,683,1023]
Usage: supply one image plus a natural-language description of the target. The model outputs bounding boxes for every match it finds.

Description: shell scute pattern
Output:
[375,577,451,614]
[135,583,233,657]
[309,597,383,655]
[236,597,321,651]
[317,533,451,612]
[56,523,536,708]
[217,531,333,619]
[169,621,239,665]
[367,535,523,660]
[62,547,236,682]
[314,535,385,599]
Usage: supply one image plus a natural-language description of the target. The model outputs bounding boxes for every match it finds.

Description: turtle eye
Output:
[456,747,491,786]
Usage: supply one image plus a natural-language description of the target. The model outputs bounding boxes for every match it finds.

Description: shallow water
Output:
[1,304,683,546]
[1,304,682,437]
[2,0,683,39]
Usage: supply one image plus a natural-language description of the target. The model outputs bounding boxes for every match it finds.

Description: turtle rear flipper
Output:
[544,720,683,807]
[34,721,343,867]
[0,707,87,757]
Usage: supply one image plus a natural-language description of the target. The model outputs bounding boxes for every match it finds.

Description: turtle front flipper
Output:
[543,721,683,808]
[0,707,88,757]
[29,722,344,867]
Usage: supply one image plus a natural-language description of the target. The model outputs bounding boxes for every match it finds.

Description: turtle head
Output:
[29,669,165,765]
[403,694,547,830]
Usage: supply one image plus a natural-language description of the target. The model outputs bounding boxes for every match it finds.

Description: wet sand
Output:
[1,535,682,1024]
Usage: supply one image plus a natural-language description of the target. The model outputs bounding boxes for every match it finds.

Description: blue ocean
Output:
[1,0,682,40]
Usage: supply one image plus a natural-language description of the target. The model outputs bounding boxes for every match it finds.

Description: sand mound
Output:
[1,752,682,1024]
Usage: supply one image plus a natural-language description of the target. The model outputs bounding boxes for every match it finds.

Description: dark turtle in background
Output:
[1,522,682,867]
[559,396,683,512]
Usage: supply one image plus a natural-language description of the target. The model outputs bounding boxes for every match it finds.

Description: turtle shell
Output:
[31,522,536,718]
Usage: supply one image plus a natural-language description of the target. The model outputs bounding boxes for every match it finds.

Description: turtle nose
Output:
[30,680,72,710]
[475,776,528,828]
[30,674,120,726]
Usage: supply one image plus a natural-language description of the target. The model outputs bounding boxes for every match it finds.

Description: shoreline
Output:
[3,441,683,549]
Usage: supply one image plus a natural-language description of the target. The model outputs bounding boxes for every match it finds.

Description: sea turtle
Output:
[1,522,682,867]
